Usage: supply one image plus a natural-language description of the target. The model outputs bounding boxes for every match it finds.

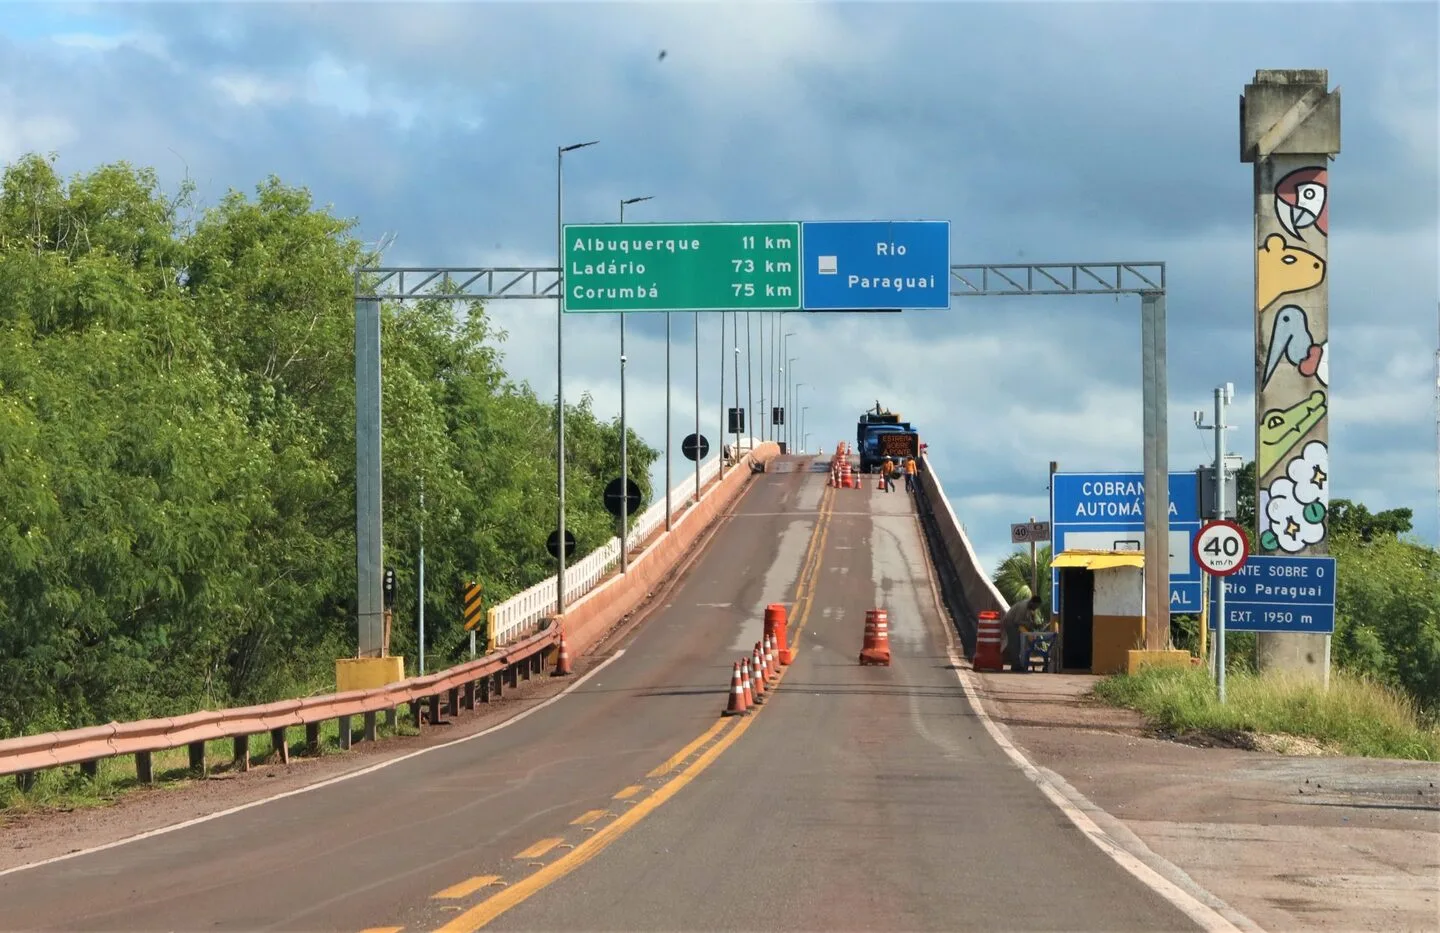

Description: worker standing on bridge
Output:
[882,457,897,492]
[1000,595,1042,672]
[903,455,918,492]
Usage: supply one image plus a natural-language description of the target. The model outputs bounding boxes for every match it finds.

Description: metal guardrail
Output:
[0,627,560,784]
[1,445,757,787]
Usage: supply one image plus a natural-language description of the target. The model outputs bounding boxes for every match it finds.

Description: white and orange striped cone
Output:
[552,631,573,676]
[753,641,767,688]
[740,657,755,707]
[723,661,748,716]
[763,635,779,685]
[748,651,767,704]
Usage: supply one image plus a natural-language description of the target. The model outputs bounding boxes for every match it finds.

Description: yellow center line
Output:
[432,713,760,933]
[646,716,732,777]
[512,838,563,860]
[359,927,404,933]
[783,482,835,660]
[433,876,504,899]
[417,472,836,933]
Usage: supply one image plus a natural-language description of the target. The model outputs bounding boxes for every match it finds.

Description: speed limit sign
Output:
[1193,519,1250,576]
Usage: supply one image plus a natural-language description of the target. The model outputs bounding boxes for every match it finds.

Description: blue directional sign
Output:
[1207,554,1336,634]
[1050,471,1202,616]
[799,221,951,310]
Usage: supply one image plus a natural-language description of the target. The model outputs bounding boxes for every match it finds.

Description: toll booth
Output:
[1050,549,1145,674]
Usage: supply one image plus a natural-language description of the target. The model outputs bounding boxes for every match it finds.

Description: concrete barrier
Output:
[561,441,782,656]
[914,454,1009,657]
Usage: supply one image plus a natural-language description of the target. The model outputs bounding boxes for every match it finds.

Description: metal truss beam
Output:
[949,262,1165,297]
[355,267,560,301]
[356,261,1166,301]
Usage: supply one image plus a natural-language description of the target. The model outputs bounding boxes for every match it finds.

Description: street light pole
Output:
[795,384,806,451]
[786,358,797,450]
[732,311,741,460]
[718,310,726,480]
[757,312,765,441]
[618,195,653,571]
[745,312,754,452]
[556,139,598,615]
[693,311,700,504]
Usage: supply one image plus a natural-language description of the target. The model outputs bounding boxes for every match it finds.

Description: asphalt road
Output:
[0,458,826,932]
[1,457,1203,932]
[484,472,1203,932]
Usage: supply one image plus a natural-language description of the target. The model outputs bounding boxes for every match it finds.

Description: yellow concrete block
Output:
[335,656,406,692]
[1125,649,1193,676]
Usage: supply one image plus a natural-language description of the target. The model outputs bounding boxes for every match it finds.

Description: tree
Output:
[0,153,660,737]
[992,545,1051,618]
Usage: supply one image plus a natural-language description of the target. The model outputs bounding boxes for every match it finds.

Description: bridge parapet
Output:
[913,455,1010,657]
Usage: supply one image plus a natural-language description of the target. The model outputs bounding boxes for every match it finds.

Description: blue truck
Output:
[856,402,920,473]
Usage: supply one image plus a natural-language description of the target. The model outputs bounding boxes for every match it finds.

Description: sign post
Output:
[1193,518,1251,702]
[1010,518,1052,600]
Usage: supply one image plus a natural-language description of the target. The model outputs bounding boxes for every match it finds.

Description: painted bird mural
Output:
[1264,305,1328,388]
[1275,167,1328,240]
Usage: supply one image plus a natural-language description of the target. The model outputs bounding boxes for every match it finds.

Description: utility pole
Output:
[1196,382,1235,702]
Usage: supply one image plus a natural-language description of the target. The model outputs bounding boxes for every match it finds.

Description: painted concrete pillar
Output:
[1240,69,1341,682]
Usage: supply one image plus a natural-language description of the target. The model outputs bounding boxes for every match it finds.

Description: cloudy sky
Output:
[2,0,1436,576]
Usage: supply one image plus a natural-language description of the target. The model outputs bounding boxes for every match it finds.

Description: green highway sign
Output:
[562,222,802,313]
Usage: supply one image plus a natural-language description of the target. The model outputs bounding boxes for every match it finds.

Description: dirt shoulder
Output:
[970,671,1440,933]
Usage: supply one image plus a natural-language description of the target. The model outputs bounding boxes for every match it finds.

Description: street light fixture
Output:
[555,139,599,614]
[618,195,653,571]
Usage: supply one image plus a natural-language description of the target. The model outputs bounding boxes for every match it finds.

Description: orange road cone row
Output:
[723,661,749,716]
[859,608,892,666]
[741,657,756,707]
[552,631,573,676]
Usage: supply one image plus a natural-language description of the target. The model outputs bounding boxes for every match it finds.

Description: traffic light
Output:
[383,566,396,609]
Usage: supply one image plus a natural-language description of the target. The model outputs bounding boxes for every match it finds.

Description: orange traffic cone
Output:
[723,661,749,716]
[765,603,791,665]
[753,641,768,687]
[764,635,779,684]
[859,608,892,666]
[749,650,767,703]
[973,610,1004,672]
[740,657,755,707]
[552,631,573,676]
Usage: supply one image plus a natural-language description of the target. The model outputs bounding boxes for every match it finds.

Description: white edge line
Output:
[908,508,1257,933]
[0,650,628,879]
[945,645,1253,933]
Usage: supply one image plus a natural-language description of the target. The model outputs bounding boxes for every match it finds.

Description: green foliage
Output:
[991,544,1051,618]
[0,153,657,738]
[1094,665,1439,760]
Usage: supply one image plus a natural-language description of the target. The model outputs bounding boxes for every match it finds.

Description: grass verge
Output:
[1093,665,1440,761]
[0,713,422,816]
